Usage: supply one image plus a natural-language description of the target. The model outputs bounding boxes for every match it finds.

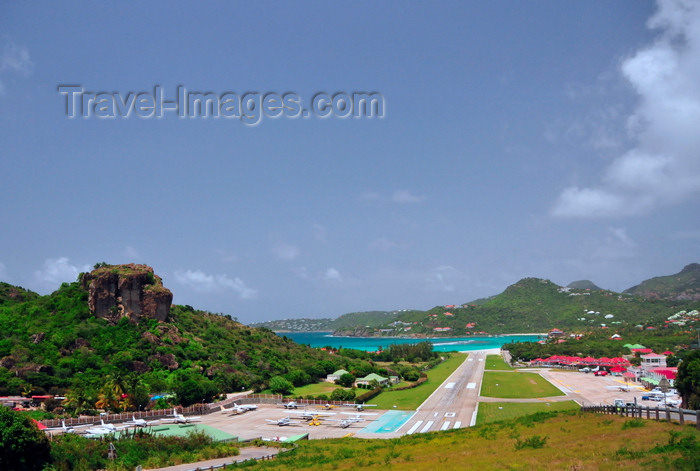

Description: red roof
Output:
[31,419,47,430]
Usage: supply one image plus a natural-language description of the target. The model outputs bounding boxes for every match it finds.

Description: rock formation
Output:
[81,263,173,323]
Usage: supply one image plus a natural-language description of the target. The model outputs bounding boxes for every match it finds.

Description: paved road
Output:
[145,446,279,471]
[391,351,486,436]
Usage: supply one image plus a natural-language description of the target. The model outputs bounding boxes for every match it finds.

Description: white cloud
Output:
[424,265,465,293]
[325,267,342,281]
[273,243,300,261]
[0,41,34,95]
[123,246,141,259]
[312,223,327,243]
[369,237,401,251]
[33,257,90,290]
[553,0,700,217]
[391,190,425,204]
[174,269,257,299]
[1,42,34,76]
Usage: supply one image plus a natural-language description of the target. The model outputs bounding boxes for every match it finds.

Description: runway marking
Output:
[454,421,462,428]
[478,358,484,361]
[445,382,455,389]
[420,421,434,433]
[445,412,456,418]
[433,412,438,417]
[466,382,476,389]
[468,358,474,361]
[406,421,423,435]
[441,421,450,430]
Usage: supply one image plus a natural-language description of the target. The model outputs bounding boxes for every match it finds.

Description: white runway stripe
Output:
[406,421,423,435]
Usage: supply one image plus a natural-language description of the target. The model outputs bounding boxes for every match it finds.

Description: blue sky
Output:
[1,1,699,323]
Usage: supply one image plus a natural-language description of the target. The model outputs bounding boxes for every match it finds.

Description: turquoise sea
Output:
[283,332,543,352]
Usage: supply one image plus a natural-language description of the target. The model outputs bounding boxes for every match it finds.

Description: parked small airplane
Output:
[44,420,91,434]
[221,402,257,414]
[343,402,377,411]
[327,417,362,428]
[84,419,130,435]
[265,416,300,426]
[341,412,377,420]
[290,409,336,420]
[281,401,299,409]
[162,411,202,424]
[125,415,160,428]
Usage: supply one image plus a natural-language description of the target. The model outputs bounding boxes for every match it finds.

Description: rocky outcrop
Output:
[81,264,173,323]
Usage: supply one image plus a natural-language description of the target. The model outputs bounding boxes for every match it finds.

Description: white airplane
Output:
[84,419,130,435]
[605,385,634,392]
[281,401,299,409]
[341,412,377,420]
[265,416,300,426]
[221,402,258,414]
[290,409,336,420]
[44,420,92,434]
[344,402,377,411]
[125,415,160,428]
[162,411,202,424]
[327,417,362,428]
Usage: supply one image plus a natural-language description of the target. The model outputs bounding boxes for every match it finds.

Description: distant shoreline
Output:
[274,331,547,338]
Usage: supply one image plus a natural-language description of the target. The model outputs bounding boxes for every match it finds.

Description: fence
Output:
[581,404,700,429]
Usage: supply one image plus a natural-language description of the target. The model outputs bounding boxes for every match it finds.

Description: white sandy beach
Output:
[461,348,502,355]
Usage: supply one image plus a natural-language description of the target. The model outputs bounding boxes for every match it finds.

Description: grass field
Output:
[240,411,700,470]
[371,353,468,410]
[480,371,564,398]
[485,354,513,370]
[292,382,344,397]
[477,400,580,424]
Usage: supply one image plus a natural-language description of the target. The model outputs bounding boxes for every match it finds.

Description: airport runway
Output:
[364,351,485,438]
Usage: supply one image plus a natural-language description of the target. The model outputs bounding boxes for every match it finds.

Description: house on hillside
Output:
[326,369,349,383]
[548,328,565,339]
[356,373,389,387]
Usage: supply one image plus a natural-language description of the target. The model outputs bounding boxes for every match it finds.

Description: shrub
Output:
[514,435,548,450]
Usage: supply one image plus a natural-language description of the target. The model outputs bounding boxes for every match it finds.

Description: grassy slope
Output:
[371,354,467,410]
[477,401,580,424]
[240,411,699,470]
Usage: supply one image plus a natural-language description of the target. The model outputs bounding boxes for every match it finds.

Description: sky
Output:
[1,1,699,323]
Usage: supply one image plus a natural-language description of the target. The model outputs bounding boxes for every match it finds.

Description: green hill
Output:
[0,265,368,407]
[252,310,406,333]
[361,277,698,336]
[567,280,602,290]
[624,263,700,301]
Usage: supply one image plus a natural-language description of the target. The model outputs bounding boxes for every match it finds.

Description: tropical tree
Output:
[269,376,294,395]
[676,349,700,410]
[0,406,51,470]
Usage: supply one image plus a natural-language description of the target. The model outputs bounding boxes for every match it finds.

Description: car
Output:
[594,370,608,376]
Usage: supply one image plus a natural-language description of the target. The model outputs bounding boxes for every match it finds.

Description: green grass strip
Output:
[477,400,579,424]
[371,353,468,410]
[480,371,564,398]
[485,354,513,370]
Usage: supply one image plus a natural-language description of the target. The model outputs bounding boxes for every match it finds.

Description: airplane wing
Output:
[290,411,336,417]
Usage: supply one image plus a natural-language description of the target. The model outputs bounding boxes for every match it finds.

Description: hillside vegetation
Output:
[237,411,699,471]
[0,275,370,409]
[255,264,700,337]
[251,310,406,333]
[625,263,700,301]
